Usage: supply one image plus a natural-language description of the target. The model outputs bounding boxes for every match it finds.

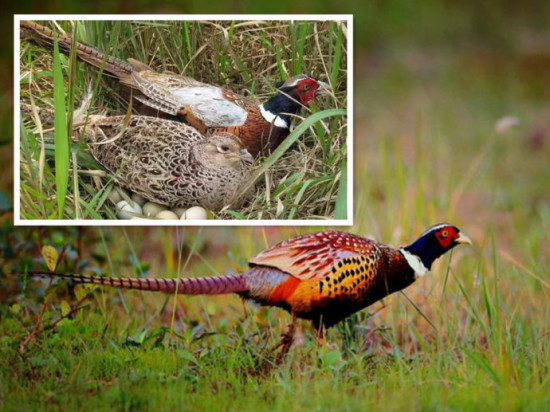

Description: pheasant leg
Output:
[313,324,325,346]
[272,312,297,362]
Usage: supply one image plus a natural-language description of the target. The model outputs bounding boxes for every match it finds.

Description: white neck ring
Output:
[400,248,429,278]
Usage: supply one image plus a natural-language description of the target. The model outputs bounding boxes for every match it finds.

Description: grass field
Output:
[1,3,550,412]
[18,20,348,221]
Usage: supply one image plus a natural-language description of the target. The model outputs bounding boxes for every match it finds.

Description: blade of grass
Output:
[334,159,347,220]
[399,291,437,331]
[287,179,313,219]
[331,22,343,91]
[66,23,79,134]
[72,152,80,220]
[294,22,308,74]
[53,30,70,219]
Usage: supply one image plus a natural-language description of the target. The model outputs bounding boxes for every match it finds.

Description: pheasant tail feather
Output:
[20,21,134,79]
[31,272,248,295]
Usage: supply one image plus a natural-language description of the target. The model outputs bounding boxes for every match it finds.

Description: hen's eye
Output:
[218,145,230,153]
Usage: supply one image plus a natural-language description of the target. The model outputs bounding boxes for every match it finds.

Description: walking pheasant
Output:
[20,21,327,157]
[32,224,471,338]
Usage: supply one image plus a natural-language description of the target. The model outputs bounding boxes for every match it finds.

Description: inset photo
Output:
[15,15,351,225]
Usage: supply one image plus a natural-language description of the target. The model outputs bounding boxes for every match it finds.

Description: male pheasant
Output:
[32,224,471,337]
[20,21,327,157]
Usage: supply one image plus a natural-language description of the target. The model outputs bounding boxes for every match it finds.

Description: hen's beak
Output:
[241,149,255,164]
[456,232,472,245]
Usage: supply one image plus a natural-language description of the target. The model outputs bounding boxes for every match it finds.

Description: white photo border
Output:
[14,14,353,227]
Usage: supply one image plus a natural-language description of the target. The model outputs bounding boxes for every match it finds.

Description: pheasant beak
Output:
[316,81,331,96]
[241,149,255,164]
[455,232,472,245]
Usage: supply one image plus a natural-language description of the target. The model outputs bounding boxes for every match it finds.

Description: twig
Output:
[19,276,52,355]
[20,242,68,354]
[40,297,89,333]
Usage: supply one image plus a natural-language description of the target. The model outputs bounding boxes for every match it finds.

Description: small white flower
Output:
[495,116,520,133]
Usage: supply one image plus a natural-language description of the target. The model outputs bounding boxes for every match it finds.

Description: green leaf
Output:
[9,303,21,315]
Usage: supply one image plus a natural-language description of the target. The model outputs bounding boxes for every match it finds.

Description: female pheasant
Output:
[32,224,471,336]
[77,115,254,211]
[20,21,327,157]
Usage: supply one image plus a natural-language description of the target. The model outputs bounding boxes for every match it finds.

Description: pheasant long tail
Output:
[20,21,134,79]
[30,271,248,295]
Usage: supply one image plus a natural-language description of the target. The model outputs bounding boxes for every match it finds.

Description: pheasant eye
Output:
[441,230,449,237]
[218,144,230,153]
[302,83,310,91]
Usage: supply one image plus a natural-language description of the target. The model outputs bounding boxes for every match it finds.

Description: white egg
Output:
[181,206,208,220]
[116,200,142,220]
[143,202,167,217]
[155,210,179,220]
[131,193,147,206]
[172,208,187,218]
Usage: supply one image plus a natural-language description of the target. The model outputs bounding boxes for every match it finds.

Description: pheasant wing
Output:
[248,231,381,281]
[130,71,249,127]
[128,72,182,116]
[170,87,249,128]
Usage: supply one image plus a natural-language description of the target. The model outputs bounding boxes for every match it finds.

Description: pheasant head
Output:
[260,74,327,128]
[195,133,254,168]
[276,74,327,105]
[401,224,472,276]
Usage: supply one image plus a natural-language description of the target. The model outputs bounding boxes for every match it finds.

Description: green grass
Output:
[19,20,348,220]
[1,308,548,411]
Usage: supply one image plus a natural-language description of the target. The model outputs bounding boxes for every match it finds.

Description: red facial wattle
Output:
[295,79,319,105]
[435,227,458,247]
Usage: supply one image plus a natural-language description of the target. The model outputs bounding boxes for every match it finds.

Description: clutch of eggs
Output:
[115,201,208,220]
[112,187,209,220]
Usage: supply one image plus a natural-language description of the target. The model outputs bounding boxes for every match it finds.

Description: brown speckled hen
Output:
[79,116,254,211]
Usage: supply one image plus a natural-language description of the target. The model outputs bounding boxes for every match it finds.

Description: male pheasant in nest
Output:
[20,21,329,157]
[78,115,254,211]
[32,224,471,351]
